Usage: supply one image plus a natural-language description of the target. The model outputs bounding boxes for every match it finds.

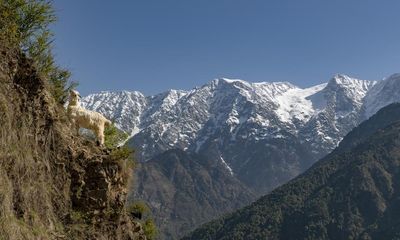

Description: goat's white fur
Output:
[67,90,111,145]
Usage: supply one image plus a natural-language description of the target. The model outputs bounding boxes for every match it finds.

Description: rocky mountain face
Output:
[130,149,255,240]
[0,44,147,239]
[183,103,400,240]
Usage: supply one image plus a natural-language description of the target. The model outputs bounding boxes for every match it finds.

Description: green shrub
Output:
[143,219,157,240]
[110,146,134,163]
[69,211,86,223]
[127,201,150,219]
[104,124,129,149]
[126,202,157,239]
[0,0,76,103]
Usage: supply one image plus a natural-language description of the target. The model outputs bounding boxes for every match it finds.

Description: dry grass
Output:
[0,66,68,239]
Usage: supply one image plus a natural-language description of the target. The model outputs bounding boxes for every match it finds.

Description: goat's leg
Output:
[98,125,105,146]
[93,127,102,146]
[71,119,79,135]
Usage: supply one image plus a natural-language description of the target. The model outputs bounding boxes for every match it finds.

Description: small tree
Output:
[0,0,76,103]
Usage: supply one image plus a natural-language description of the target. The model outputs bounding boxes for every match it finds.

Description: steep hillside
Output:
[131,149,255,239]
[336,103,400,153]
[183,103,400,240]
[0,45,147,238]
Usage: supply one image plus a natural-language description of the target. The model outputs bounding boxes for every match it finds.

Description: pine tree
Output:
[0,0,76,103]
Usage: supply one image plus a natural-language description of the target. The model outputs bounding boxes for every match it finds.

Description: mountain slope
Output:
[131,149,255,239]
[183,103,400,240]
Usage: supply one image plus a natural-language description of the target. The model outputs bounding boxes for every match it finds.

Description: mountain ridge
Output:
[82,74,381,160]
[81,73,400,194]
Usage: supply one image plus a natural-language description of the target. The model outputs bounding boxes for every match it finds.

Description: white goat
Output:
[67,90,111,146]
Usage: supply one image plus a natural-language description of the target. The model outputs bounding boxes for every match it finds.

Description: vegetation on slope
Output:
[104,124,130,149]
[126,202,158,240]
[183,103,400,240]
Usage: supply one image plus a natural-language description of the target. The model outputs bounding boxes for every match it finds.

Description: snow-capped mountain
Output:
[363,73,400,117]
[82,73,400,193]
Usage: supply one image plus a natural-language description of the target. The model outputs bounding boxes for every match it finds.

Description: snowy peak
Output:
[83,90,145,110]
[327,74,374,91]
[147,89,188,114]
[271,74,375,125]
[294,75,376,152]
[210,78,297,97]
[218,80,300,118]
[213,78,252,87]
[363,73,400,118]
[328,74,359,85]
[325,74,376,104]
[152,89,188,103]
[253,81,297,101]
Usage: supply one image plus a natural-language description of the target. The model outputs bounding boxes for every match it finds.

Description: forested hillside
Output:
[184,103,400,239]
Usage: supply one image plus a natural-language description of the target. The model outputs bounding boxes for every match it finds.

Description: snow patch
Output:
[275,84,327,123]
[118,126,141,147]
[220,156,234,176]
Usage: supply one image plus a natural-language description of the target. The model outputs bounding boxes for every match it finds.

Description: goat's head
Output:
[69,89,82,106]
[70,89,81,100]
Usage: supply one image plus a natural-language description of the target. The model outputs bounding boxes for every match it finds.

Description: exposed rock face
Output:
[0,45,147,239]
[183,103,400,240]
[70,151,127,222]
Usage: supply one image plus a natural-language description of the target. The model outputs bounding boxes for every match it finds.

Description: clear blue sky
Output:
[53,0,400,96]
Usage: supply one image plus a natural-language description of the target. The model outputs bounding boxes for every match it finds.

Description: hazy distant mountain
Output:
[183,103,400,240]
